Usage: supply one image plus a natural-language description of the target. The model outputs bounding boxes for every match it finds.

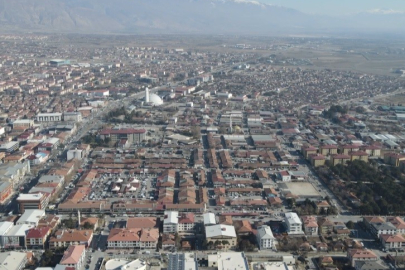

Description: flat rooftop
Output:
[278,182,322,198]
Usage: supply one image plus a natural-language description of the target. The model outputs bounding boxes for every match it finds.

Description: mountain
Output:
[0,0,404,37]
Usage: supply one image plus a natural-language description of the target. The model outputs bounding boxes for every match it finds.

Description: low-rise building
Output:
[16,209,46,226]
[59,244,86,270]
[163,211,179,233]
[380,234,405,249]
[256,225,275,249]
[205,224,237,250]
[284,212,303,235]
[49,229,93,249]
[17,193,50,213]
[26,226,51,249]
[347,249,378,267]
[0,251,28,270]
[302,216,319,236]
[107,228,159,249]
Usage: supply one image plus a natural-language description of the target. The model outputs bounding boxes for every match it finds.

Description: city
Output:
[0,31,404,270]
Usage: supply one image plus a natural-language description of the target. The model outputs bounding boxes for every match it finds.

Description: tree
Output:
[41,250,55,267]
[191,126,201,140]
[346,221,355,229]
[82,221,94,230]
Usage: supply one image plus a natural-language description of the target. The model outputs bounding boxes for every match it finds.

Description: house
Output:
[316,201,330,214]
[301,216,318,236]
[162,234,176,250]
[318,217,334,234]
[205,224,237,250]
[234,220,253,236]
[277,171,291,182]
[380,234,405,249]
[26,226,51,249]
[256,225,275,250]
[59,244,86,270]
[49,229,93,249]
[284,212,303,235]
[347,249,378,267]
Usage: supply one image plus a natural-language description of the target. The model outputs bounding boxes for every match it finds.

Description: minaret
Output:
[145,87,150,103]
[229,114,233,134]
[77,210,81,228]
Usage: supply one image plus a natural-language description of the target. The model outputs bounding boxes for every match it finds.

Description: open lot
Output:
[278,182,321,198]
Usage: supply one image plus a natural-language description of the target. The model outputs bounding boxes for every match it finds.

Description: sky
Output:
[259,0,405,16]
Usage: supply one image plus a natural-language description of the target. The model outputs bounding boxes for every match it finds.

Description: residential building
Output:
[126,217,158,229]
[67,149,85,161]
[49,229,93,249]
[13,119,34,129]
[26,226,51,249]
[0,181,13,204]
[330,154,351,166]
[107,228,159,249]
[59,244,86,270]
[178,213,195,233]
[205,224,237,250]
[17,193,50,213]
[277,171,291,182]
[163,211,179,233]
[99,128,146,144]
[354,261,388,270]
[309,154,326,167]
[380,234,405,249]
[256,225,275,249]
[63,112,82,122]
[302,216,319,236]
[370,222,396,238]
[387,217,405,234]
[284,212,303,235]
[347,249,378,267]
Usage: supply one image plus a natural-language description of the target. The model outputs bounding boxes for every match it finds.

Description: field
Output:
[278,182,322,198]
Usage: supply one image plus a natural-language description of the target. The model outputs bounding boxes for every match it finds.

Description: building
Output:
[380,234,405,249]
[0,141,19,153]
[167,253,197,270]
[99,128,146,144]
[302,216,319,236]
[13,119,34,129]
[208,252,248,270]
[163,211,179,233]
[370,222,397,238]
[63,112,82,122]
[59,244,86,270]
[347,249,378,267]
[49,229,93,249]
[36,113,63,122]
[284,212,303,235]
[0,181,13,204]
[256,225,275,249]
[0,161,30,187]
[26,226,51,249]
[309,154,326,167]
[178,213,195,233]
[203,213,217,226]
[17,193,50,213]
[0,251,28,270]
[105,259,147,270]
[49,59,70,67]
[330,154,351,166]
[107,228,159,249]
[4,224,33,248]
[16,209,46,226]
[354,261,388,270]
[205,224,237,250]
[67,149,85,161]
[0,221,14,248]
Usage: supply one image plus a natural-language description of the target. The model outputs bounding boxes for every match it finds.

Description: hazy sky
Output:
[259,0,405,15]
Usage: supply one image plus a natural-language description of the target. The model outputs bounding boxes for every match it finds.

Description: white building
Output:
[67,149,85,161]
[203,213,216,226]
[105,259,147,270]
[63,112,82,122]
[163,211,179,233]
[256,225,275,249]
[36,113,63,122]
[208,252,248,270]
[0,221,14,248]
[284,212,303,235]
[4,224,33,248]
[0,251,28,270]
[16,209,46,226]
